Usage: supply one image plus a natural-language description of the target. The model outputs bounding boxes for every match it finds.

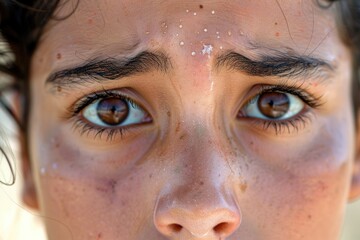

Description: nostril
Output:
[168,223,183,233]
[213,222,233,235]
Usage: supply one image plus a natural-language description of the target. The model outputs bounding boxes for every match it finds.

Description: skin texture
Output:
[23,0,360,239]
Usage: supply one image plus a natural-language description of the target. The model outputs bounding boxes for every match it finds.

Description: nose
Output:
[154,183,241,239]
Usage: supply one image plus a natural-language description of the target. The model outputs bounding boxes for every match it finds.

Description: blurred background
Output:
[0,100,360,240]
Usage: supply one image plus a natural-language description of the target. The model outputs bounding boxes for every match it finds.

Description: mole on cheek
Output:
[56,53,62,59]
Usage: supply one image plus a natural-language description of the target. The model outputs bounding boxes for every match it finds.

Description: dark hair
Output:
[0,0,359,184]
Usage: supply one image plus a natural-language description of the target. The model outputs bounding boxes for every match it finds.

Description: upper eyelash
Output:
[252,84,324,109]
[240,84,323,135]
[68,89,138,117]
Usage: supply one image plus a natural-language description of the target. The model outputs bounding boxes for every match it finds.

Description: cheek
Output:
[232,116,354,237]
[30,128,161,238]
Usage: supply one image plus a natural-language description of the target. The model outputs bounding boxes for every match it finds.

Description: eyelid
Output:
[237,83,324,135]
[241,84,324,111]
[65,88,153,141]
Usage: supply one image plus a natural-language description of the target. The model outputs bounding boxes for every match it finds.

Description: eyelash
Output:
[67,83,323,140]
[239,84,324,134]
[67,90,144,141]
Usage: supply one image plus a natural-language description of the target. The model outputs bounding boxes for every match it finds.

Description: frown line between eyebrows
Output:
[45,51,172,91]
[215,51,335,81]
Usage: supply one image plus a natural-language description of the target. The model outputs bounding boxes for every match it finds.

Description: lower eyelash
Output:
[246,110,314,135]
[71,118,130,141]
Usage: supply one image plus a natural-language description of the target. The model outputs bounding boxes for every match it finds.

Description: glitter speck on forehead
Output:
[201,44,213,56]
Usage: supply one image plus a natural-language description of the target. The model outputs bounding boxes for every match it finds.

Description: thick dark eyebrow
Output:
[46,51,171,89]
[215,51,334,79]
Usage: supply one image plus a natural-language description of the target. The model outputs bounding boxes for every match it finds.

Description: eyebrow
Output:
[215,51,334,79]
[46,51,171,89]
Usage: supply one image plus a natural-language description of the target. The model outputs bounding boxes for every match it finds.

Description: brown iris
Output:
[96,98,129,125]
[257,92,290,119]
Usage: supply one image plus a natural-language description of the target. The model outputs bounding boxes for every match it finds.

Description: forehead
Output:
[36,0,339,63]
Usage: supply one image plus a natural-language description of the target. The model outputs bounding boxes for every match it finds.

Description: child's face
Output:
[26,0,358,239]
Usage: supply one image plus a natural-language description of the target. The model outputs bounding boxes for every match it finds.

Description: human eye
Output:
[238,85,323,134]
[68,89,152,140]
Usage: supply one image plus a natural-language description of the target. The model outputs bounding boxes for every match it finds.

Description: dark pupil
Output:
[96,98,129,125]
[257,92,290,119]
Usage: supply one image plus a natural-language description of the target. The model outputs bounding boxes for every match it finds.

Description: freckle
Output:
[56,53,62,60]
[199,181,204,185]
[87,19,93,24]
[149,173,153,179]
[166,111,171,117]
[97,232,102,240]
[275,32,280,37]
[240,182,248,193]
[179,134,185,140]
[275,22,278,25]
[308,214,312,220]
[250,141,254,146]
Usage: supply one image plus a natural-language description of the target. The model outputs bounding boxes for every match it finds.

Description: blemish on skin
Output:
[199,4,203,9]
[179,41,185,46]
[56,53,62,60]
[57,86,62,92]
[240,182,248,193]
[108,179,117,194]
[199,181,204,185]
[201,44,213,56]
[97,232,102,240]
[275,32,280,37]
[191,51,196,56]
[87,19,93,24]
[308,214,312,220]
[149,173,153,179]
[179,134,186,140]
[161,22,167,28]
[275,22,278,25]
[52,162,58,170]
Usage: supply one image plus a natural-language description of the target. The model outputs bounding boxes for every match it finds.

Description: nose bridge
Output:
[154,118,241,238]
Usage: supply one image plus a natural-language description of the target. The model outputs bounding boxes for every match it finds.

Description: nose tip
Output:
[154,204,241,239]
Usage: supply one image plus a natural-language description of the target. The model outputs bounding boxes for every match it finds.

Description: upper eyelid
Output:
[246,85,324,109]
[66,90,140,119]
